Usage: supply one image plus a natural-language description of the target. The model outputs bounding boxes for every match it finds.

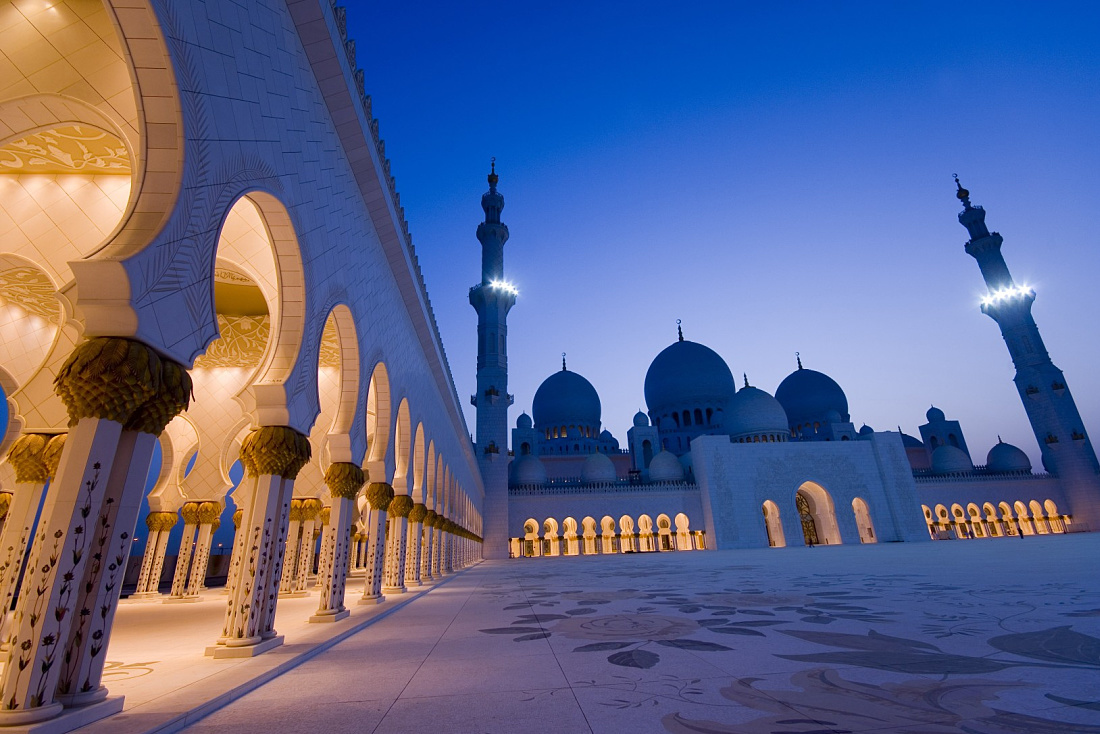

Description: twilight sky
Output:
[350,1,1100,467]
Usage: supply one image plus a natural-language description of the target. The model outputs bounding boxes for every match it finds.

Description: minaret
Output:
[469,160,515,559]
[957,176,1100,526]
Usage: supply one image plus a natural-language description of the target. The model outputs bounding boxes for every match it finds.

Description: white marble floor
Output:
[104,536,1100,733]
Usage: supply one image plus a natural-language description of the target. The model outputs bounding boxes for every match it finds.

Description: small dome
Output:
[633,411,649,428]
[511,455,547,485]
[987,441,1031,473]
[726,386,788,439]
[516,412,532,429]
[899,431,924,448]
[581,452,617,483]
[599,429,613,441]
[775,366,849,426]
[648,450,684,481]
[532,369,601,430]
[931,445,972,474]
[858,424,874,435]
[926,406,946,423]
[679,451,694,474]
[644,340,736,415]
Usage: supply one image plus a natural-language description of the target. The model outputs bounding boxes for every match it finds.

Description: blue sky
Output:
[349,1,1100,465]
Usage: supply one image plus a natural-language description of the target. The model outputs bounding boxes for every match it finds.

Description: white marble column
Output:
[420,517,435,582]
[167,503,200,601]
[382,495,412,594]
[0,434,60,644]
[218,426,310,655]
[311,463,364,623]
[359,484,392,605]
[0,338,189,725]
[293,499,322,593]
[404,503,426,588]
[184,502,221,597]
[278,499,303,596]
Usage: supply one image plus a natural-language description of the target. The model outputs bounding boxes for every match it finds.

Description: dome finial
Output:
[743,373,750,388]
[998,434,1003,444]
[676,319,683,342]
[488,157,498,190]
[953,173,971,209]
[562,352,566,371]
[796,351,803,370]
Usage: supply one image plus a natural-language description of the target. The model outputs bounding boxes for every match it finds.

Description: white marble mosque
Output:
[0,1,1097,733]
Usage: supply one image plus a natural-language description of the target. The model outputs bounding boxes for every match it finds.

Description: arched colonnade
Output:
[509,512,705,558]
[922,499,1071,539]
[0,0,482,726]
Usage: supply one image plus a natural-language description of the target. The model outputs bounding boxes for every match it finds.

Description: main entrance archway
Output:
[795,482,842,546]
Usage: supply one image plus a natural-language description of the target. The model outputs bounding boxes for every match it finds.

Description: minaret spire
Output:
[958,181,1100,525]
[470,163,515,559]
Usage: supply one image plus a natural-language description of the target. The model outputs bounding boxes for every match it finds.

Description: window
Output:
[683,410,691,426]
[706,408,713,424]
[694,409,703,425]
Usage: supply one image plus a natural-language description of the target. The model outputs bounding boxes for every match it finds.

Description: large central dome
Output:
[532,369,601,429]
[644,339,736,414]
[775,364,849,427]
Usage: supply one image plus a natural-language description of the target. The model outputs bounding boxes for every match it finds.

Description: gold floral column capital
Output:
[324,463,366,500]
[239,426,312,479]
[288,498,304,522]
[408,503,428,523]
[388,494,413,519]
[41,434,67,478]
[423,510,438,528]
[300,498,324,521]
[232,508,243,529]
[197,501,221,524]
[180,502,202,524]
[365,482,394,511]
[5,433,52,483]
[145,511,178,532]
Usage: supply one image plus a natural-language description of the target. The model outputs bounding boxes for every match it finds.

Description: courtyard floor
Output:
[88,535,1100,733]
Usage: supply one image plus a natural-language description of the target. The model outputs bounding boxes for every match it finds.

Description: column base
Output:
[403,579,422,588]
[54,685,108,708]
[357,594,384,605]
[381,585,406,595]
[162,595,202,604]
[309,608,350,623]
[126,591,162,600]
[347,570,366,579]
[278,590,310,598]
[0,696,122,733]
[210,635,284,658]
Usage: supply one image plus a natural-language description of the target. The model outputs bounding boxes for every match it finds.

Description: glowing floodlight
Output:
[489,279,519,296]
[980,283,1033,307]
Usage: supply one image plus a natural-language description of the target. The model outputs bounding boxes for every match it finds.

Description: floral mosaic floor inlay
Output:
[180,534,1100,734]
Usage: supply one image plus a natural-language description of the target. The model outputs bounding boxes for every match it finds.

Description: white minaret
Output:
[469,161,516,558]
[957,176,1100,527]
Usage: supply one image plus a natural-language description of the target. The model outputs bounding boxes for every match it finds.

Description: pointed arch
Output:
[365,363,392,479]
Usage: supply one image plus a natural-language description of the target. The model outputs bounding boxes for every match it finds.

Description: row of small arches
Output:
[922,499,1072,538]
[510,513,705,556]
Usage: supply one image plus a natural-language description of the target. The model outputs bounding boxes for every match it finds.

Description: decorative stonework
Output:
[324,463,365,500]
[193,315,270,369]
[0,268,59,324]
[388,495,413,519]
[0,126,130,174]
[239,426,311,479]
[5,434,50,484]
[365,482,394,510]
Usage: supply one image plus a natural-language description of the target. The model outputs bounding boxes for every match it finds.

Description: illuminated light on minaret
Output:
[470,159,515,558]
[957,175,1100,526]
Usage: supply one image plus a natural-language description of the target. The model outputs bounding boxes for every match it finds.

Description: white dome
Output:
[511,455,547,485]
[726,386,788,440]
[648,450,684,481]
[581,452,616,483]
[516,412,532,429]
[931,445,972,474]
[987,441,1031,473]
[633,411,649,427]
